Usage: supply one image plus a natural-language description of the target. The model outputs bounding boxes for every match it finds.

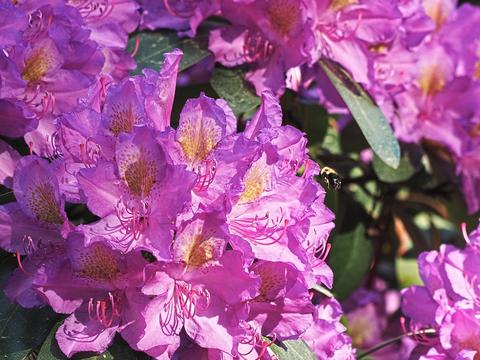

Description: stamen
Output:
[229,212,288,245]
[243,30,274,63]
[75,0,114,23]
[87,292,120,328]
[461,222,471,245]
[130,36,140,58]
[159,281,210,336]
[237,322,276,360]
[193,159,217,193]
[16,251,33,276]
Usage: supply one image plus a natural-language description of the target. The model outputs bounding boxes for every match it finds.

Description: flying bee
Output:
[320,166,342,191]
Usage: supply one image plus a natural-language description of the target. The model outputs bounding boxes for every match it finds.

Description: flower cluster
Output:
[401,223,480,358]
[342,278,416,359]
[0,0,138,149]
[138,0,480,214]
[0,49,352,359]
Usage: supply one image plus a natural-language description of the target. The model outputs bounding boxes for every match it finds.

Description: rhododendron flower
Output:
[0,0,139,148]
[0,46,341,358]
[401,223,480,358]
[302,297,356,359]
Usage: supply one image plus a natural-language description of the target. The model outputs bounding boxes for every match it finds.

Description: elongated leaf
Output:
[210,67,260,117]
[0,257,59,358]
[128,31,211,74]
[373,153,415,183]
[327,224,373,300]
[269,339,317,360]
[319,59,400,168]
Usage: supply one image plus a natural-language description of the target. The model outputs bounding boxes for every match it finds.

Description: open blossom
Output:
[401,223,480,359]
[0,0,139,152]
[0,48,341,358]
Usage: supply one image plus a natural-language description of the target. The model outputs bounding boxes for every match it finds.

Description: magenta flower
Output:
[302,297,356,360]
[138,0,219,36]
[401,223,480,358]
[31,232,149,357]
[0,44,339,358]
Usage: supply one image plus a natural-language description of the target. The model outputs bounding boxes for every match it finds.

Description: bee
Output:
[320,166,342,191]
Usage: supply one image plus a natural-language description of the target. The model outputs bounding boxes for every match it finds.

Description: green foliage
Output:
[210,67,260,117]
[328,224,373,300]
[319,59,400,169]
[373,154,415,183]
[128,30,210,75]
[268,339,317,360]
[396,257,423,289]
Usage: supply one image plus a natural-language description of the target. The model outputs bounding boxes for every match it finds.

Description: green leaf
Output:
[372,153,415,183]
[37,323,150,360]
[327,224,373,300]
[395,257,423,289]
[319,59,400,168]
[0,257,60,358]
[210,67,260,117]
[268,339,317,360]
[128,31,210,75]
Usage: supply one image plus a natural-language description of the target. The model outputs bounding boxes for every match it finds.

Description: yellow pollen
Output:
[183,235,218,268]
[27,183,64,224]
[368,43,388,54]
[424,0,447,30]
[77,244,119,281]
[267,0,301,37]
[123,157,157,198]
[22,47,56,83]
[176,110,222,165]
[330,0,358,11]
[239,161,270,204]
[110,104,141,136]
[419,65,445,96]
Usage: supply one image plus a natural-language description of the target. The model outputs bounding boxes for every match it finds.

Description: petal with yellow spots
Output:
[22,39,63,83]
[172,212,228,270]
[116,127,167,200]
[176,93,235,166]
[13,156,66,226]
[103,80,145,136]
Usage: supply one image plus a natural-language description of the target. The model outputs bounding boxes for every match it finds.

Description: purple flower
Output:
[342,279,416,359]
[401,223,480,358]
[138,0,219,36]
[301,297,356,360]
[0,45,338,358]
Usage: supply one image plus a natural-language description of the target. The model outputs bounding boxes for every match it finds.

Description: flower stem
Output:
[357,328,436,359]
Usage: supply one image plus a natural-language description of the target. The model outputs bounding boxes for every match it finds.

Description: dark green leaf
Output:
[210,67,260,117]
[372,153,415,183]
[319,59,400,168]
[128,31,210,75]
[0,257,60,358]
[328,224,373,300]
[269,339,317,360]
